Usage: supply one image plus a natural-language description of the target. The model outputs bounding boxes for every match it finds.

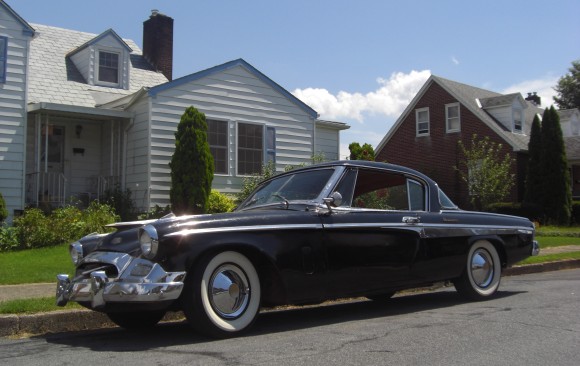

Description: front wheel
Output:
[454,240,501,300]
[183,251,261,338]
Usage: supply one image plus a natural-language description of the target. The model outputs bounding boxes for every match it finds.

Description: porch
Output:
[25,105,130,210]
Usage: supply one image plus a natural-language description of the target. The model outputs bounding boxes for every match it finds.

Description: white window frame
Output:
[96,49,121,87]
[416,107,430,136]
[237,122,265,176]
[207,119,229,175]
[445,103,461,133]
[513,108,523,133]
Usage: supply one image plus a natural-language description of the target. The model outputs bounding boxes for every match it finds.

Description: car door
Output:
[320,167,426,298]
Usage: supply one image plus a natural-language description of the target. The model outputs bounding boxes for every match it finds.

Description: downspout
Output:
[147,97,153,210]
[110,120,114,177]
[35,114,40,207]
[122,116,134,192]
[21,36,32,215]
[312,117,317,162]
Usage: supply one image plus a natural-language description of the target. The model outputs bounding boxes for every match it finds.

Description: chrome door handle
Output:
[402,216,420,224]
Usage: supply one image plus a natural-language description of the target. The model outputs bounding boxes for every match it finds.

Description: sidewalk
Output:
[1,250,579,338]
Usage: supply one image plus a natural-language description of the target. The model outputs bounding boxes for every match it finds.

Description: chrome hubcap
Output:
[470,248,494,288]
[208,264,250,319]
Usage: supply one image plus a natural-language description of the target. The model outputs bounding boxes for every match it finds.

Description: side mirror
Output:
[323,191,343,212]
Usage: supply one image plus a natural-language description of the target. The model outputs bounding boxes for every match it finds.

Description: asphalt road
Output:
[1,269,579,366]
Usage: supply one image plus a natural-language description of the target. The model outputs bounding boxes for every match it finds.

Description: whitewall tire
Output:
[454,240,501,300]
[183,251,261,338]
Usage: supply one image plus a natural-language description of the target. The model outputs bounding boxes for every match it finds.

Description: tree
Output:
[169,106,214,215]
[523,115,543,208]
[538,106,571,225]
[553,60,580,110]
[348,142,375,161]
[456,135,515,211]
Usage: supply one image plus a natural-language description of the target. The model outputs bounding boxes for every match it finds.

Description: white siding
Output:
[315,126,340,160]
[0,8,32,220]
[144,65,316,208]
[124,98,151,211]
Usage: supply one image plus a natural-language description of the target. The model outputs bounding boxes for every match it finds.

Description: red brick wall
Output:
[375,82,524,209]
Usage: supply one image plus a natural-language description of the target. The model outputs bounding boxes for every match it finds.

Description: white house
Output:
[0,1,349,221]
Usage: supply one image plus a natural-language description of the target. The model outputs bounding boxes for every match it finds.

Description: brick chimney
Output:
[525,92,541,107]
[143,9,173,81]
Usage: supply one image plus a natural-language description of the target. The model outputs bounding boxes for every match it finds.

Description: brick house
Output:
[375,75,579,209]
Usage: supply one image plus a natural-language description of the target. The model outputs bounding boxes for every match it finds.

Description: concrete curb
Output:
[2,259,580,338]
[503,259,580,276]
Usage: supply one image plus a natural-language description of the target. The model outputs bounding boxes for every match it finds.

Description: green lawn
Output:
[0,243,74,285]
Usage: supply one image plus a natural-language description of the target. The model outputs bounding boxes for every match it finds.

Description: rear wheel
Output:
[106,310,166,329]
[454,240,501,300]
[183,251,261,338]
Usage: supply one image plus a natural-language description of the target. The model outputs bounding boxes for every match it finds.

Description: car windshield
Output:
[240,168,335,209]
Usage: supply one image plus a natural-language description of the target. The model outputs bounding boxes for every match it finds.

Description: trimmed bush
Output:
[138,205,172,220]
[0,192,7,223]
[102,186,136,221]
[2,202,119,252]
[207,190,236,214]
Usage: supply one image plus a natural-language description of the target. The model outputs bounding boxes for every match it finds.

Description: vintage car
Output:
[56,161,539,337]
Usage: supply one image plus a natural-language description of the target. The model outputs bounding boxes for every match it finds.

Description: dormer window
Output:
[514,109,523,133]
[98,51,119,84]
[67,29,132,90]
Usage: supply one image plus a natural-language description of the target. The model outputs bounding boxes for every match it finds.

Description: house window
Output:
[208,120,228,174]
[446,103,460,132]
[266,127,276,164]
[98,51,119,84]
[0,36,7,83]
[514,109,523,133]
[416,108,430,136]
[238,123,263,175]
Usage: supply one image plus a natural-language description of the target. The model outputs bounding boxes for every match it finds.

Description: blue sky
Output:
[11,0,579,158]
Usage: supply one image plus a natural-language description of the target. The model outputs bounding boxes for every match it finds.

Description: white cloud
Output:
[501,75,559,108]
[451,56,459,65]
[293,70,431,123]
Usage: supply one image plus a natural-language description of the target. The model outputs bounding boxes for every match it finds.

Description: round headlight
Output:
[140,225,159,259]
[70,242,83,266]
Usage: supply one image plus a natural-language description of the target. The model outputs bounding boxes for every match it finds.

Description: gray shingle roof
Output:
[28,24,168,108]
[432,76,545,151]
[565,136,580,160]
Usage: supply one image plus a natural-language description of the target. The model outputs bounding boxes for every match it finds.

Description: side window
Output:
[416,107,430,136]
[334,169,426,211]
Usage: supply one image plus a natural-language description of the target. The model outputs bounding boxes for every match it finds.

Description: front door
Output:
[41,125,65,173]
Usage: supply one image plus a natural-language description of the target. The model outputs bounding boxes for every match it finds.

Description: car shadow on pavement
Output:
[41,289,523,352]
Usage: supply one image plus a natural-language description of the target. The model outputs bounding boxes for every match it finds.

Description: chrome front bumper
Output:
[56,251,186,309]
[532,240,540,256]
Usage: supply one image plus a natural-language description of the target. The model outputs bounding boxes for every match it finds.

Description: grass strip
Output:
[0,297,82,314]
[519,251,580,265]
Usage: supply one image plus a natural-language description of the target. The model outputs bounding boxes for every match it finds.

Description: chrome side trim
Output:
[56,252,186,308]
[166,223,323,237]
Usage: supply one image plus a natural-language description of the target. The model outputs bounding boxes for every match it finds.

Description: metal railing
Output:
[25,172,67,208]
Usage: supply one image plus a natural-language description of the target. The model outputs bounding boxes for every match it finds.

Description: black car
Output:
[56,161,539,338]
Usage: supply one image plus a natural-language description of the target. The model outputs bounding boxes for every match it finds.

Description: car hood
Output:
[93,207,321,254]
